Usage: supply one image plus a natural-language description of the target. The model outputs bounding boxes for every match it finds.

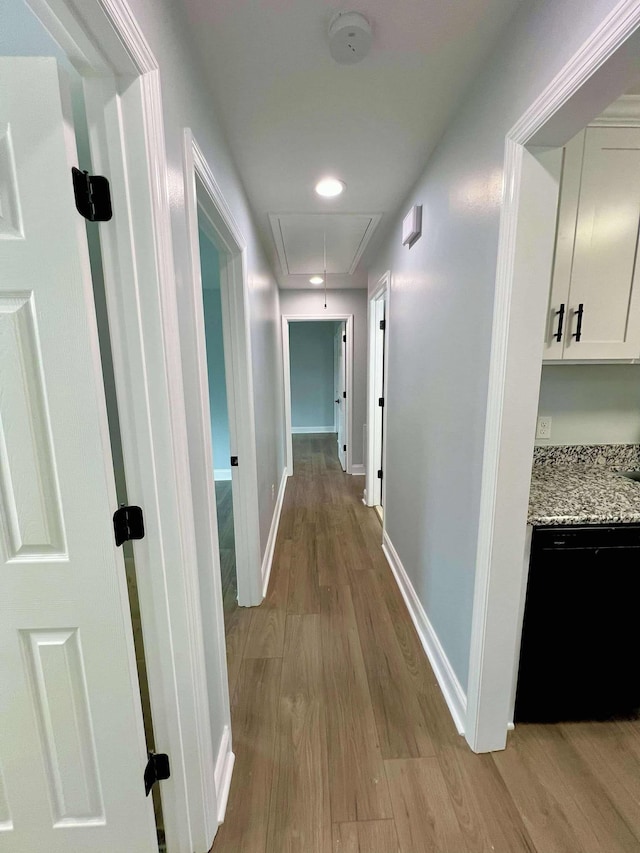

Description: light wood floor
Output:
[215,479,239,636]
[212,433,640,853]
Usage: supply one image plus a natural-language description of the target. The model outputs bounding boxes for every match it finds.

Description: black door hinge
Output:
[377,469,383,480]
[144,752,170,797]
[343,391,346,399]
[379,320,386,331]
[343,334,346,343]
[72,167,113,222]
[230,456,239,467]
[343,444,347,452]
[378,397,384,407]
[113,505,144,547]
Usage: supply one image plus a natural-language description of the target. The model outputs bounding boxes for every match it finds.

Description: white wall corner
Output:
[351,463,366,476]
[261,468,288,596]
[213,724,235,825]
[382,531,467,735]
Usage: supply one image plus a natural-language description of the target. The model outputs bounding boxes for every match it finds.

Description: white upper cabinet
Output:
[544,126,640,361]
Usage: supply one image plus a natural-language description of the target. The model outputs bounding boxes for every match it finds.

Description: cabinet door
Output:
[543,131,585,361]
[563,126,640,360]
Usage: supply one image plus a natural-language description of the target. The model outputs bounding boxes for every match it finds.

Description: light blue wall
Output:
[289,322,337,431]
[199,228,231,474]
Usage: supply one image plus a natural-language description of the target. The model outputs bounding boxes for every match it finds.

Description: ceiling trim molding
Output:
[348,213,382,274]
[589,94,640,126]
[268,212,382,279]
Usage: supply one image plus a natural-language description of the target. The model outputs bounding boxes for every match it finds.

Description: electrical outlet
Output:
[536,416,552,440]
[271,483,275,500]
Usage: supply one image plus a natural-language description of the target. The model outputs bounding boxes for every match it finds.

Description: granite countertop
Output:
[528,444,640,526]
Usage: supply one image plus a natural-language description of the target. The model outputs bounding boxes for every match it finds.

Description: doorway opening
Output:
[282,314,354,477]
[287,319,345,468]
[197,216,239,635]
[366,272,389,523]
[182,131,263,614]
[467,10,640,753]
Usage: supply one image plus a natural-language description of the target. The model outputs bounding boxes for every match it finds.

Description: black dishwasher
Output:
[514,524,640,722]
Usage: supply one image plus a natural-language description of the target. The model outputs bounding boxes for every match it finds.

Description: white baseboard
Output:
[214,724,235,825]
[350,463,366,476]
[382,530,467,735]
[261,468,288,597]
[291,426,336,434]
[214,468,232,481]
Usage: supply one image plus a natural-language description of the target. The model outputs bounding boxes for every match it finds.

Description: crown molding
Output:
[589,94,640,126]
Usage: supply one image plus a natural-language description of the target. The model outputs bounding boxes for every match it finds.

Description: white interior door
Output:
[0,58,157,853]
[372,297,386,507]
[334,322,346,470]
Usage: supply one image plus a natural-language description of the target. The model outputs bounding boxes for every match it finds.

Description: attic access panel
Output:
[269,213,381,276]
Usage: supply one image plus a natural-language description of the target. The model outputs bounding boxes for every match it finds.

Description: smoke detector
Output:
[328,12,372,65]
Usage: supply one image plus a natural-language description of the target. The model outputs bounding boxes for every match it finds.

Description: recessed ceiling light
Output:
[315,177,345,198]
[309,276,324,285]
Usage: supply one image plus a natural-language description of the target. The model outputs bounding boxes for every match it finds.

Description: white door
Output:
[0,58,157,853]
[372,297,386,507]
[334,323,346,470]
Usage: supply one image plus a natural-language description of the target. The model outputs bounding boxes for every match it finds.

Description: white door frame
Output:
[282,314,354,475]
[182,129,263,608]
[467,0,640,754]
[366,272,390,515]
[24,0,227,848]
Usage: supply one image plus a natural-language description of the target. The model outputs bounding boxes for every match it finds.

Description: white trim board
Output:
[468,0,640,754]
[291,426,336,434]
[261,468,288,597]
[382,531,466,735]
[213,724,235,825]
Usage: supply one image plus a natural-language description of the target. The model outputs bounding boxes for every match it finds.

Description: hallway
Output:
[212,434,640,853]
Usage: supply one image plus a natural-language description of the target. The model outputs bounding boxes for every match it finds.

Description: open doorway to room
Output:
[287,319,344,469]
[366,273,389,523]
[467,13,640,754]
[197,222,238,628]
[282,314,354,477]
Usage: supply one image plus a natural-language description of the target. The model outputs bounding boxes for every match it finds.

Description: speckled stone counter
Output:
[529,444,640,526]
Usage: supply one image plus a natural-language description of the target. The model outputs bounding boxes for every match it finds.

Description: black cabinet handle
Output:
[572,303,584,342]
[554,303,565,342]
[335,399,340,403]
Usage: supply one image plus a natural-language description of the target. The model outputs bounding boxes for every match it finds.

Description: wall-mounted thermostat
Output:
[402,204,422,246]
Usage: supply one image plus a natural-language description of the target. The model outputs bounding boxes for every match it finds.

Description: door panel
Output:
[0,58,157,852]
[564,127,640,359]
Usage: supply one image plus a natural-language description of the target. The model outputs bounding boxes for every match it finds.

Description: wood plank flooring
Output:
[212,433,640,853]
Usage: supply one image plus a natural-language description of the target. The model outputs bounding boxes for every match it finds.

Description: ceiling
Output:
[184,0,523,289]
